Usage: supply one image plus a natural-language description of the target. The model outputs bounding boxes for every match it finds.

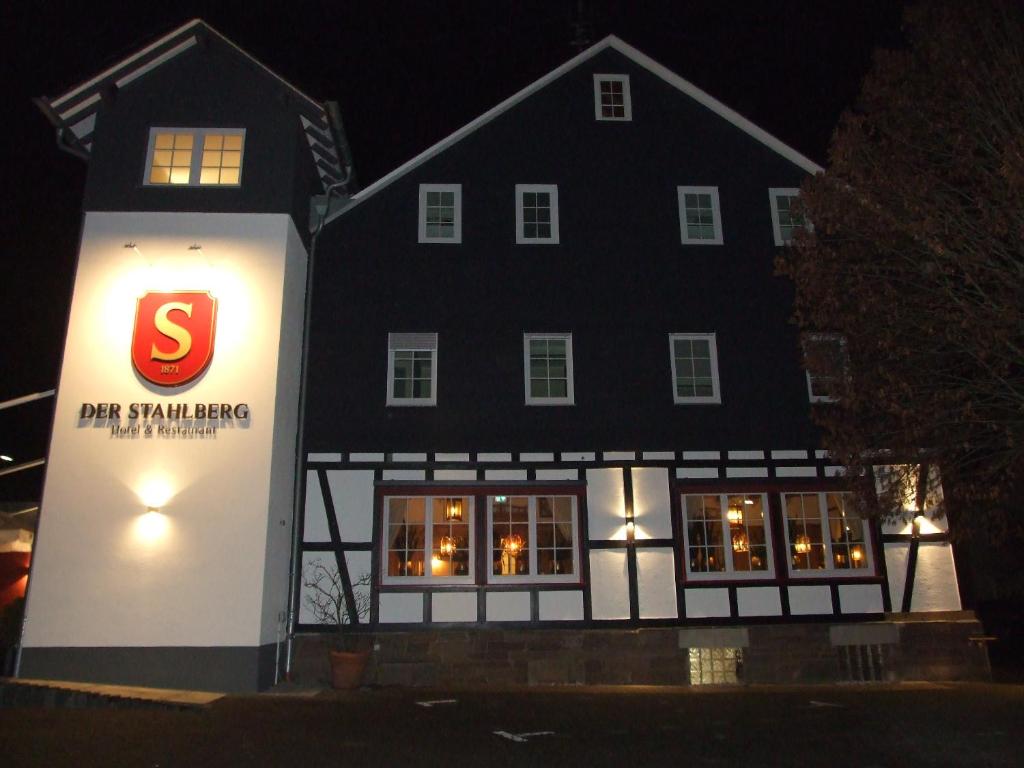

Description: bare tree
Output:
[302,558,372,626]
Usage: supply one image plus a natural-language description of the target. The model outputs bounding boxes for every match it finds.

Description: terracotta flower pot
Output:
[328,649,370,689]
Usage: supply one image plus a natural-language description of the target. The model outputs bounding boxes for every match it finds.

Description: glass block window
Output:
[689,647,742,685]
[594,74,632,121]
[489,495,578,582]
[418,184,462,243]
[199,133,244,185]
[145,128,245,187]
[769,188,806,245]
[678,186,723,244]
[384,496,473,583]
[669,333,721,404]
[387,332,438,406]
[682,493,774,579]
[516,184,559,243]
[524,333,574,405]
[784,492,871,574]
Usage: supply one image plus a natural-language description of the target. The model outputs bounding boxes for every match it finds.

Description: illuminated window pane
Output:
[489,495,577,581]
[385,496,472,582]
[149,166,170,184]
[200,168,221,185]
[147,129,244,187]
[204,134,223,150]
[154,133,175,149]
[169,167,191,185]
[220,168,240,185]
[199,133,244,185]
[223,134,243,150]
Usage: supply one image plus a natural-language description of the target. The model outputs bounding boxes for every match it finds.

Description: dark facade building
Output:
[22,21,982,691]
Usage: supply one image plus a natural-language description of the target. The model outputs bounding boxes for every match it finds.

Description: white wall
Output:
[24,211,305,649]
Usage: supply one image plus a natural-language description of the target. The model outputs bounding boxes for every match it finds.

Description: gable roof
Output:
[36,19,347,191]
[330,34,823,222]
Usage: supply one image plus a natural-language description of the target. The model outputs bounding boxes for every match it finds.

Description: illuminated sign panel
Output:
[131,291,217,386]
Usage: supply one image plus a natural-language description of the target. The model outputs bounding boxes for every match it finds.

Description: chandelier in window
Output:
[794,534,812,554]
[501,534,524,556]
[850,546,864,564]
[731,530,749,553]
[439,536,457,557]
[726,504,744,525]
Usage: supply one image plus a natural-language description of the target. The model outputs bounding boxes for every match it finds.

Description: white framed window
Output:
[386,333,437,406]
[768,187,805,245]
[669,333,721,404]
[515,184,560,244]
[418,184,462,243]
[802,333,847,403]
[488,495,579,583]
[681,493,774,580]
[593,74,632,121]
[144,127,245,186]
[677,186,723,245]
[782,492,873,576]
[524,333,574,405]
[383,496,474,584]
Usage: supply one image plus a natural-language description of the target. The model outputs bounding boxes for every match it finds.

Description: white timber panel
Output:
[787,585,833,615]
[586,468,626,540]
[326,470,375,542]
[911,542,961,612]
[303,470,329,542]
[486,591,531,621]
[432,592,477,623]
[736,587,782,616]
[538,590,584,621]
[589,549,630,619]
[684,588,730,618]
[345,551,372,601]
[636,548,678,619]
[885,543,910,611]
[378,593,424,623]
[631,467,672,540]
[839,584,884,614]
[298,551,328,625]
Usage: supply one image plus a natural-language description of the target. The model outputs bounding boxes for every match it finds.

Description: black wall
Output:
[305,47,819,452]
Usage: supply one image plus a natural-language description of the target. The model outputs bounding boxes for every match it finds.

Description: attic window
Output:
[145,128,245,187]
[594,74,631,121]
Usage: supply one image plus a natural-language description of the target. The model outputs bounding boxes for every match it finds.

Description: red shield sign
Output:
[132,291,217,387]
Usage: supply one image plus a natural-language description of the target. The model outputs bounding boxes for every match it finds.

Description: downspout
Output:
[282,169,351,683]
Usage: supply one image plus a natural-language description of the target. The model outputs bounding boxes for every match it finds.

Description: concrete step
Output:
[0,677,224,709]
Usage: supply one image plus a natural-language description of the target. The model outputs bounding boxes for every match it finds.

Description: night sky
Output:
[0,0,906,500]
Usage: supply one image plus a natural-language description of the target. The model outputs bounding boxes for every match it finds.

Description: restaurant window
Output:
[488,495,578,582]
[783,492,871,574]
[681,493,774,579]
[383,496,474,583]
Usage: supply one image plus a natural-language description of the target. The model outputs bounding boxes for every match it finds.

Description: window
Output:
[689,647,743,685]
[488,495,578,582]
[387,333,437,406]
[515,184,559,244]
[783,492,872,574]
[681,493,774,579]
[768,188,805,245]
[802,333,847,403]
[418,184,462,243]
[384,496,473,583]
[677,186,723,245]
[593,74,632,121]
[145,128,245,186]
[524,333,574,405]
[669,333,721,404]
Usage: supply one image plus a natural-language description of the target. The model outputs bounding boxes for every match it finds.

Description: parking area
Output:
[2,681,1022,766]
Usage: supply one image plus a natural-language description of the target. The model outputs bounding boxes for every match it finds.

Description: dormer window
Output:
[145,128,245,186]
[594,74,631,121]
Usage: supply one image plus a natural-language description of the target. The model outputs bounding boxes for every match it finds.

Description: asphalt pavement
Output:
[1,682,1021,767]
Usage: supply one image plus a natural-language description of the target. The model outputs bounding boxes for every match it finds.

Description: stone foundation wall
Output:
[291,612,990,687]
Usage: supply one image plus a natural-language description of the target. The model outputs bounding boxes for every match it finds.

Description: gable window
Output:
[418,184,462,243]
[387,332,437,406]
[802,333,847,403]
[783,492,872,574]
[681,493,774,579]
[669,333,721,404]
[145,128,245,186]
[768,188,805,245]
[593,74,632,121]
[677,186,723,244]
[524,333,574,405]
[384,496,474,583]
[515,184,559,244]
[488,495,578,582]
